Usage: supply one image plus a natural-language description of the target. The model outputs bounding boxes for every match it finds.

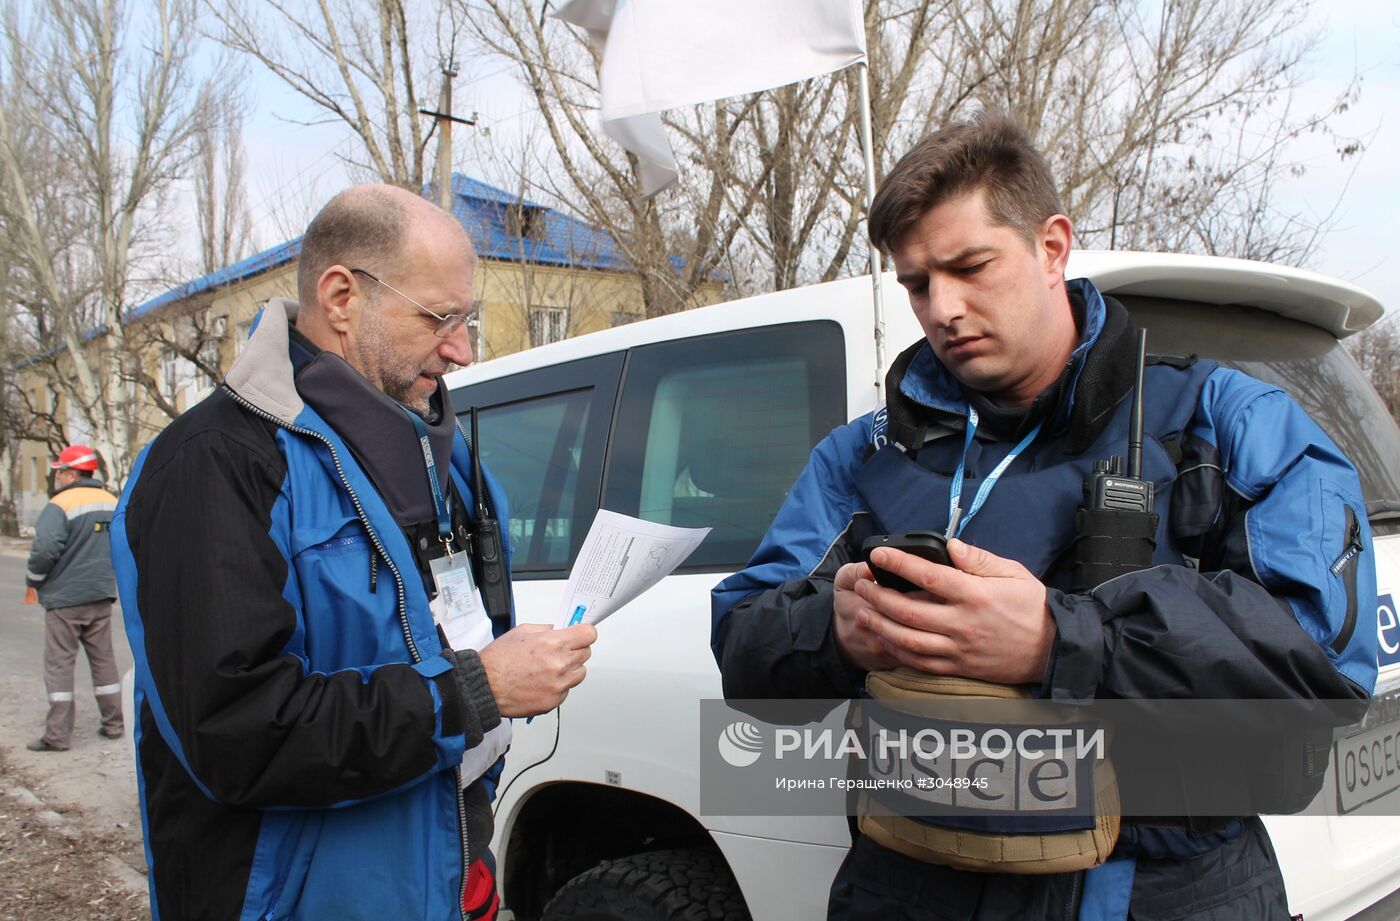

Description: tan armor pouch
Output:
[857,668,1120,874]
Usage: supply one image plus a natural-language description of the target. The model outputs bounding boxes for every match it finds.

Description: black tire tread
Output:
[541,847,752,921]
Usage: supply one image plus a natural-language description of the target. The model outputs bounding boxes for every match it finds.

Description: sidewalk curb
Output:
[2,781,148,897]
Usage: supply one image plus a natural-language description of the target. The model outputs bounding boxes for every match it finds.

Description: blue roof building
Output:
[119,172,725,367]
[129,174,645,324]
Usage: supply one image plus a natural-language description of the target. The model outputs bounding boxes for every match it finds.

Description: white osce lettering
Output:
[1378,595,1399,657]
[1342,727,1400,794]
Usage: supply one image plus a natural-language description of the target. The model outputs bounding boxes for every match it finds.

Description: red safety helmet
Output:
[51,444,100,472]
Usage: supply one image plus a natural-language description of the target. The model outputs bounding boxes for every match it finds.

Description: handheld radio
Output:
[468,407,512,620]
[1085,329,1153,514]
[1069,329,1159,592]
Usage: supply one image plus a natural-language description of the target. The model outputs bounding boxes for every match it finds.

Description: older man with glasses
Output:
[112,184,597,921]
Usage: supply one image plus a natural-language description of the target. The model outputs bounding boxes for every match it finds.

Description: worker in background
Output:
[25,444,123,752]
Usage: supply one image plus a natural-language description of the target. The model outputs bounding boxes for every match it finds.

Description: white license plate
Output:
[1334,717,1400,813]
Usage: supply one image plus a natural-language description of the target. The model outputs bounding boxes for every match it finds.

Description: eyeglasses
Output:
[350,268,472,339]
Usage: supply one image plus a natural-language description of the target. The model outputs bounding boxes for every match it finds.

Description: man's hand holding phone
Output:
[833,533,1055,684]
[862,532,952,591]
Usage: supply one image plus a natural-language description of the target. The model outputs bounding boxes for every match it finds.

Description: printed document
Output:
[554,510,710,627]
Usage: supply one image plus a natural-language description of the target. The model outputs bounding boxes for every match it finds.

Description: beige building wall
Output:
[475,261,725,359]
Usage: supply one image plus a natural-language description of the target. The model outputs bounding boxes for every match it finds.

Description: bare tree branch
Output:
[0,0,224,485]
[203,0,458,190]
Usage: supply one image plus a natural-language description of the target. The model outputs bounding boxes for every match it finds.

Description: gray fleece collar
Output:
[224,297,305,426]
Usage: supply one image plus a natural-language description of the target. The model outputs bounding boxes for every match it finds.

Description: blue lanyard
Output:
[402,408,454,548]
[947,406,1043,538]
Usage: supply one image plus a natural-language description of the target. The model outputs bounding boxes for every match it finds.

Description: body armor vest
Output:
[852,349,1218,873]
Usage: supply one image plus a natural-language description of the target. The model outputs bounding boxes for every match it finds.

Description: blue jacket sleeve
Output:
[711,417,873,698]
[1046,368,1378,710]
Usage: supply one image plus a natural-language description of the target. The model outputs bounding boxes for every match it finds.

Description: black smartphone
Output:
[861,532,952,593]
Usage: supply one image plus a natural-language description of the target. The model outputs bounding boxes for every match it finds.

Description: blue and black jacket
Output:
[712,279,1378,920]
[112,299,513,921]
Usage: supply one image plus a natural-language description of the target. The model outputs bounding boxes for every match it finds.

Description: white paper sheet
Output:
[554,510,710,627]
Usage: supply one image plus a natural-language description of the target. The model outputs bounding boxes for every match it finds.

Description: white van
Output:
[446,252,1400,921]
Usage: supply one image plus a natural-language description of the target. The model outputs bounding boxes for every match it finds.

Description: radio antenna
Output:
[1127,329,1147,481]
[470,406,488,520]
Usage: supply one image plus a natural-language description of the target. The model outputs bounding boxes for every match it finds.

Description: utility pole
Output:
[419,62,476,211]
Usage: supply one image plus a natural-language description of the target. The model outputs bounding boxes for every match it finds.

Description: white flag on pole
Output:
[552,0,867,196]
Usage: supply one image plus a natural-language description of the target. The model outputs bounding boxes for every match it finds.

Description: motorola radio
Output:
[468,406,512,620]
[1070,329,1158,591]
[1085,328,1153,515]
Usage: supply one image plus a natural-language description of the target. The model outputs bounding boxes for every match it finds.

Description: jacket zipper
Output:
[454,765,470,917]
[225,387,470,918]
[1060,866,1083,921]
[1329,504,1363,655]
[452,418,480,919]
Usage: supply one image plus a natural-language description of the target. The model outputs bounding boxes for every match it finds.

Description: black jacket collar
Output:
[289,324,459,529]
[884,291,1140,455]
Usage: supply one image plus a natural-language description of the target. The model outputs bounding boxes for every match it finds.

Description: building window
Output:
[196,338,221,389]
[506,204,547,242]
[611,310,639,327]
[467,300,485,360]
[529,306,569,348]
[161,348,181,402]
[189,316,226,389]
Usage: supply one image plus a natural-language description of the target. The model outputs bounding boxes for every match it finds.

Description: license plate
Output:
[1334,713,1400,813]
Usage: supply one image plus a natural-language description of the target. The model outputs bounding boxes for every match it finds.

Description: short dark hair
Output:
[867,110,1064,252]
[296,187,411,308]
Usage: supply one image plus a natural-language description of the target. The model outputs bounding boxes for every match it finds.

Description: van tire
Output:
[540,847,751,921]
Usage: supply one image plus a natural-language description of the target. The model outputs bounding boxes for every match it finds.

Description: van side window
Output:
[604,322,846,569]
[477,389,592,571]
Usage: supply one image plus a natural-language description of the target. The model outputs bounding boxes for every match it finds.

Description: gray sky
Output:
[1268,1,1400,315]
[235,2,1400,318]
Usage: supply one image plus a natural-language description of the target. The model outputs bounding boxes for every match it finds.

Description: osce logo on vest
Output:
[1380,594,1399,669]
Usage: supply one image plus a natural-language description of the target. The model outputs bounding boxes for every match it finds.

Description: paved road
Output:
[0,543,143,865]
